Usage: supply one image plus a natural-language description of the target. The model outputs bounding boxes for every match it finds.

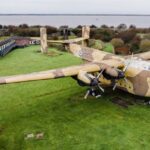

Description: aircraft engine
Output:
[72,70,100,87]
[77,70,97,86]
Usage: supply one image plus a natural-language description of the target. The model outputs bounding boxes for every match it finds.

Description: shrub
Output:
[116,30,136,43]
[115,46,130,55]
[140,39,150,52]
[101,29,114,42]
[89,39,104,50]
[72,28,82,37]
[48,35,59,40]
[45,26,57,34]
[103,43,114,53]
[130,36,141,53]
[90,28,115,42]
[143,33,150,40]
[48,43,65,51]
[111,38,124,48]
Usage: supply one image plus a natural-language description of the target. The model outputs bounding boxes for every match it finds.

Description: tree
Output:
[116,30,136,43]
[90,25,97,28]
[19,24,29,28]
[101,24,109,29]
[117,24,127,30]
[129,24,136,29]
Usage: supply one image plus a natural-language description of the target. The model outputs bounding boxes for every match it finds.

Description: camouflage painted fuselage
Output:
[99,59,150,97]
[119,59,150,97]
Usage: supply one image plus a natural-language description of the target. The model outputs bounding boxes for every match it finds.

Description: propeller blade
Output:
[97,69,105,79]
[84,90,90,99]
[123,53,134,72]
[124,78,128,83]
[96,95,101,98]
[113,83,117,91]
[98,84,105,93]
[123,63,130,72]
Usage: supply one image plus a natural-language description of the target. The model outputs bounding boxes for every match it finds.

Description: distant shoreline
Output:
[0,14,149,28]
[0,14,150,16]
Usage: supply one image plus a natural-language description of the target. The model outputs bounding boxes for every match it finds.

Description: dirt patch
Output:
[111,97,134,108]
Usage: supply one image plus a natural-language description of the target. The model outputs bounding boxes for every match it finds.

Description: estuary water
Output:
[0,15,150,28]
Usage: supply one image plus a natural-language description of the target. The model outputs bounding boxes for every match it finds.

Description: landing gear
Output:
[84,88,101,99]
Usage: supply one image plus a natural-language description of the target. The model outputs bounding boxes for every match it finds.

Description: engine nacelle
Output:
[77,70,95,85]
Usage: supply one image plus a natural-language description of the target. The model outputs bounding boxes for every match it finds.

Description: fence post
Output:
[82,26,90,47]
[40,27,48,54]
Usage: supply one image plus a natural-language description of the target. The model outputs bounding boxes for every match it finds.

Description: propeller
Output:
[84,69,105,99]
[112,54,134,91]
[96,69,105,92]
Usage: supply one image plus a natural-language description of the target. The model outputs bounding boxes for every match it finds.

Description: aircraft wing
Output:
[47,37,88,44]
[125,51,150,60]
[30,37,88,44]
[0,60,124,85]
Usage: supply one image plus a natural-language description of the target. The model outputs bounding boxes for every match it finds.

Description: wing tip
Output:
[0,78,6,84]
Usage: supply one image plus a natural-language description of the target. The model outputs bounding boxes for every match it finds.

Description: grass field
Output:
[0,46,150,150]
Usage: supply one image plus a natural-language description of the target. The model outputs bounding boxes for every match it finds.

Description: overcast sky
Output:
[0,0,150,14]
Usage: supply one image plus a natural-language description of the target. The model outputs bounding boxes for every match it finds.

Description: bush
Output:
[48,43,65,51]
[103,43,114,53]
[45,26,57,34]
[101,29,114,42]
[90,28,115,42]
[130,36,141,53]
[143,33,150,40]
[89,39,104,50]
[115,46,130,55]
[111,38,124,48]
[116,30,136,43]
[71,28,82,37]
[140,39,150,52]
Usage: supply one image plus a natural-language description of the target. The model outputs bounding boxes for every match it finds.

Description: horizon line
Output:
[0,13,150,16]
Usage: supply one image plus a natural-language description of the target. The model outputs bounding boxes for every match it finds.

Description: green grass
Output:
[0,46,150,150]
